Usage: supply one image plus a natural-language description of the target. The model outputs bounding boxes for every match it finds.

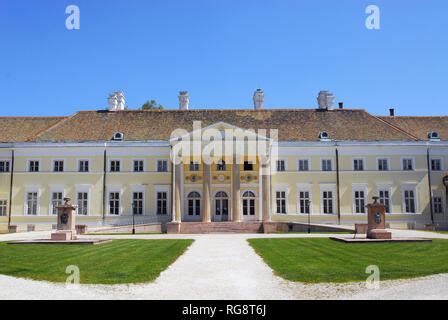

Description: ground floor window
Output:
[132,192,144,215]
[157,191,168,215]
[109,192,120,215]
[404,189,416,213]
[275,191,286,214]
[77,192,88,215]
[243,191,256,216]
[322,191,334,214]
[0,200,7,216]
[433,197,444,214]
[51,192,63,215]
[379,189,391,213]
[26,192,38,215]
[215,191,228,216]
[187,191,201,216]
[299,191,310,214]
[354,190,366,214]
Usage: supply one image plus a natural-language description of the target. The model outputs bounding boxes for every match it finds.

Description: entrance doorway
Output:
[214,191,229,221]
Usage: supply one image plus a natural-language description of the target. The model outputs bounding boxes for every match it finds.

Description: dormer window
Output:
[112,132,124,141]
[319,131,331,141]
[428,131,440,141]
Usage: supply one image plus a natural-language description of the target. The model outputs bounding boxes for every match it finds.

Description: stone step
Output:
[178,222,264,234]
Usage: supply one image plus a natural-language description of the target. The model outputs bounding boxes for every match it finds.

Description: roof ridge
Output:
[372,115,420,141]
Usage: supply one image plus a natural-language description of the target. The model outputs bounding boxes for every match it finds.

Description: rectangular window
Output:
[379,189,391,213]
[133,160,144,172]
[110,160,121,172]
[157,160,168,172]
[29,161,39,172]
[0,200,7,216]
[402,158,414,171]
[243,161,253,171]
[132,192,144,215]
[299,191,310,214]
[377,159,389,171]
[353,159,364,171]
[0,161,10,172]
[51,192,63,215]
[77,192,88,215]
[109,192,120,215]
[26,192,38,215]
[404,189,416,213]
[433,197,443,214]
[321,159,332,171]
[189,161,200,171]
[78,160,89,172]
[276,160,285,172]
[157,192,168,215]
[431,159,442,171]
[276,191,286,214]
[354,190,366,214]
[53,160,64,172]
[322,191,334,214]
[217,160,226,171]
[298,159,309,171]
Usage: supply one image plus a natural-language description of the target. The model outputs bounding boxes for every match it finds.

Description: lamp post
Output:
[131,202,136,235]
[306,199,311,234]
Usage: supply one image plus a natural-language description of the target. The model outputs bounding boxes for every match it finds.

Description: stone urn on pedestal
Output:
[51,198,77,241]
[366,196,392,239]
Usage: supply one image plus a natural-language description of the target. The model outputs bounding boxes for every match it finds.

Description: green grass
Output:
[0,239,192,284]
[248,238,448,283]
[85,232,162,235]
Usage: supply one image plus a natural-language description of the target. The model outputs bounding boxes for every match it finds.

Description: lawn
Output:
[248,238,448,283]
[0,239,192,284]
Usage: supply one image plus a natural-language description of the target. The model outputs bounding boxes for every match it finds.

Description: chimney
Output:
[338,102,344,109]
[179,91,189,110]
[108,91,126,111]
[253,89,264,110]
[317,90,334,110]
[389,108,395,116]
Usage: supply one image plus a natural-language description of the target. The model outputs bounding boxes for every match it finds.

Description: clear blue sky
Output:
[1,0,447,116]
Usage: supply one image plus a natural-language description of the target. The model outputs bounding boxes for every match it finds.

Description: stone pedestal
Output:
[366,197,391,239]
[51,198,77,241]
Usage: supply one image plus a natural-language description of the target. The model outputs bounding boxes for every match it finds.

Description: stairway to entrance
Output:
[178,222,264,234]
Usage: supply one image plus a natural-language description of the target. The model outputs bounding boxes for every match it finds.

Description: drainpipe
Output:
[335,147,341,225]
[426,147,434,225]
[7,149,15,230]
[102,147,107,223]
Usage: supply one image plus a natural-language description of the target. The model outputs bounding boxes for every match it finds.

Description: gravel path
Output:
[0,230,447,300]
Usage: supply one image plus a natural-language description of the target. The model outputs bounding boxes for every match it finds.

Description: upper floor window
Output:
[29,161,39,172]
[189,161,200,171]
[353,159,364,171]
[377,158,389,171]
[0,161,10,173]
[402,158,414,171]
[276,160,286,172]
[321,159,332,171]
[133,160,144,172]
[53,160,64,172]
[431,159,442,171]
[298,159,309,171]
[243,161,253,171]
[78,160,89,172]
[110,160,121,172]
[157,160,168,172]
[217,160,226,171]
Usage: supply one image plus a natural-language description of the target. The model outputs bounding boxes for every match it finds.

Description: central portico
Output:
[168,122,274,232]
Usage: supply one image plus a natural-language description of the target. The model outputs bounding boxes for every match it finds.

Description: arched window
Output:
[215,191,229,216]
[242,191,255,216]
[187,191,201,216]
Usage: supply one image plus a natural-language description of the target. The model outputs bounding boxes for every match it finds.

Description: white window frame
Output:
[76,185,91,216]
[48,186,65,215]
[131,185,146,215]
[28,159,41,172]
[0,200,8,216]
[376,157,390,171]
[401,157,415,171]
[0,160,10,173]
[107,186,122,216]
[274,187,289,214]
[77,159,90,173]
[109,159,121,172]
[377,184,392,214]
[352,158,366,171]
[155,185,170,215]
[156,159,169,172]
[52,159,65,173]
[276,159,287,172]
[320,184,336,215]
[432,193,444,214]
[352,184,368,214]
[297,158,310,172]
[24,186,40,216]
[402,184,418,214]
[320,158,333,172]
[297,184,312,215]
[430,158,443,171]
[132,159,145,173]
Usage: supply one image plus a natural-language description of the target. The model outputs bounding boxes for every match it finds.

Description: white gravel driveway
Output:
[0,230,447,300]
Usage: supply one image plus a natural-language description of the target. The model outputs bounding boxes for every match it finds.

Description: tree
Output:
[141,100,164,110]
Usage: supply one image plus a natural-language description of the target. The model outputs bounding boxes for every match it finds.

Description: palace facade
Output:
[0,91,447,232]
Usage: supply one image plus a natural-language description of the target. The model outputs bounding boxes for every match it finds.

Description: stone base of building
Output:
[51,230,77,241]
[263,222,278,233]
[367,229,392,240]
[166,222,181,234]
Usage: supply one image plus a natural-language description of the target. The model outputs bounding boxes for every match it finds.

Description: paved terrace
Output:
[0,229,447,300]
